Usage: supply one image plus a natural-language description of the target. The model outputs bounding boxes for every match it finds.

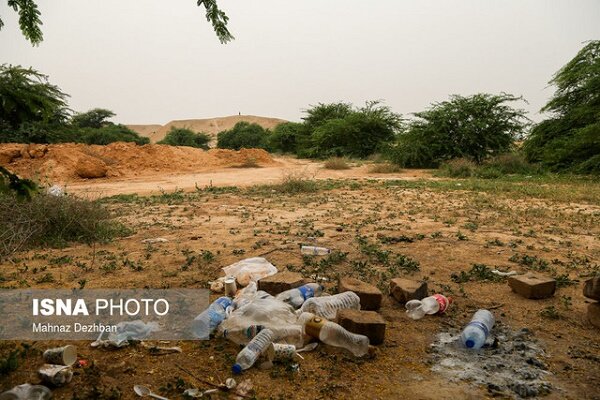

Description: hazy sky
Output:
[1,1,599,124]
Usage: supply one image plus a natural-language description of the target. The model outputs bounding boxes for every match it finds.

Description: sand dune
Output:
[127,115,287,144]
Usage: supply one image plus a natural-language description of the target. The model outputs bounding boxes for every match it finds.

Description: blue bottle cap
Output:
[232,364,242,374]
[465,339,475,348]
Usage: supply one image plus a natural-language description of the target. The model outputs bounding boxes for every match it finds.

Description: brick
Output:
[508,273,556,299]
[336,309,386,345]
[338,277,383,310]
[258,271,305,295]
[389,278,428,304]
[588,302,600,329]
[583,277,600,301]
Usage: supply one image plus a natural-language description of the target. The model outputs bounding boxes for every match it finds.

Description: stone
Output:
[336,309,386,345]
[583,277,600,301]
[27,144,47,158]
[257,271,306,295]
[508,273,556,299]
[75,156,108,179]
[588,302,600,329]
[389,278,428,304]
[0,144,26,165]
[338,277,383,310]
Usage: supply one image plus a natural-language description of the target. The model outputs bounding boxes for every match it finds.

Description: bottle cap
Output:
[305,316,326,338]
[232,364,242,374]
[465,339,475,348]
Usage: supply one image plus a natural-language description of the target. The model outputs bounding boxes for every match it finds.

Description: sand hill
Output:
[0,142,276,183]
[127,115,287,144]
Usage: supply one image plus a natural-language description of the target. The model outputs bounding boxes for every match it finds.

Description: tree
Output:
[0,0,233,45]
[523,40,600,173]
[158,127,211,149]
[391,93,529,167]
[217,122,268,150]
[71,108,115,129]
[0,64,69,130]
[268,122,305,153]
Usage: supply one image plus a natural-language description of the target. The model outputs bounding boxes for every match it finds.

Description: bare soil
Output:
[0,151,599,399]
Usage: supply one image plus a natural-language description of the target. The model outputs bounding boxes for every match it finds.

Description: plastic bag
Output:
[0,384,51,400]
[91,320,160,348]
[222,257,277,286]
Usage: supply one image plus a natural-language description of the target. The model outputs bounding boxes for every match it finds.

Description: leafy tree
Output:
[302,102,354,132]
[0,64,69,130]
[78,124,149,145]
[392,93,529,167]
[1,0,233,45]
[268,122,305,153]
[217,122,268,150]
[71,108,115,129]
[158,127,211,149]
[523,40,600,174]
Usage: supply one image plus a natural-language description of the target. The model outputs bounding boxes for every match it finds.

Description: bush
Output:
[0,192,129,259]
[392,93,530,167]
[439,153,540,178]
[217,122,268,150]
[268,122,306,153]
[368,163,402,173]
[438,158,477,178]
[158,127,210,149]
[323,157,351,170]
[482,152,539,175]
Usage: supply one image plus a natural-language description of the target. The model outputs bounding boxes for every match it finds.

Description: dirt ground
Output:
[0,160,599,399]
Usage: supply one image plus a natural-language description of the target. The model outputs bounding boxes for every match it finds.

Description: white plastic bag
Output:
[222,257,277,286]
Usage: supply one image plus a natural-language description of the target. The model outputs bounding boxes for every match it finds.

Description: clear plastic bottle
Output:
[223,324,304,348]
[298,312,369,357]
[301,246,331,255]
[192,297,232,339]
[233,281,258,310]
[276,283,324,308]
[405,294,451,320]
[232,329,274,374]
[460,309,495,349]
[299,291,361,320]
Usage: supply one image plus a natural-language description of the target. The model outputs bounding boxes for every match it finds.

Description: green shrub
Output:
[481,152,538,175]
[0,192,130,259]
[438,158,477,177]
[268,122,306,153]
[217,122,268,150]
[158,127,210,149]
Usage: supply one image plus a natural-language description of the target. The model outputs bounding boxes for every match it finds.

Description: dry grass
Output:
[323,157,351,170]
[368,163,402,173]
[235,157,261,168]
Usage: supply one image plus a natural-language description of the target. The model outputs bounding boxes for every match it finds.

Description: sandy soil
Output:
[0,175,598,399]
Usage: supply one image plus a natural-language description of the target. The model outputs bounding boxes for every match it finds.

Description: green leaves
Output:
[158,127,211,149]
[197,0,234,44]
[6,0,43,45]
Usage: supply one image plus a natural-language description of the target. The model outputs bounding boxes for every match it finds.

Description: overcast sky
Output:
[1,0,599,124]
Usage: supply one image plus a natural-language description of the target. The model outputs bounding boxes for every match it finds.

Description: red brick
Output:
[336,309,386,345]
[389,278,428,304]
[258,271,305,295]
[508,273,556,299]
[338,277,383,310]
[583,277,600,301]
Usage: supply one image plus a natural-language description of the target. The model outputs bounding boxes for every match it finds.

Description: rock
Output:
[338,277,383,310]
[27,144,48,158]
[0,144,26,164]
[583,277,600,301]
[336,309,386,345]
[257,271,306,295]
[588,302,600,329]
[75,156,108,179]
[389,278,428,304]
[508,273,556,299]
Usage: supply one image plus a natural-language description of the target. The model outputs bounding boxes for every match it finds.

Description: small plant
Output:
[393,254,420,274]
[456,231,468,241]
[377,234,414,244]
[554,273,578,288]
[323,157,351,170]
[509,254,549,271]
[540,306,560,320]
[450,263,504,283]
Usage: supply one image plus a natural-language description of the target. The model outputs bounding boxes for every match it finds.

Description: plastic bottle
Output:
[460,309,495,350]
[298,312,369,357]
[232,329,274,374]
[405,294,451,320]
[301,246,331,256]
[223,324,303,348]
[192,297,232,339]
[276,283,324,308]
[299,291,361,320]
[233,281,258,309]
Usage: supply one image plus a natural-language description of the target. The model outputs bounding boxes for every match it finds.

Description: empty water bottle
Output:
[460,309,495,349]
[192,297,232,339]
[405,294,451,320]
[299,291,361,319]
[298,312,369,357]
[232,329,274,374]
[301,246,331,255]
[276,283,324,308]
[223,324,303,348]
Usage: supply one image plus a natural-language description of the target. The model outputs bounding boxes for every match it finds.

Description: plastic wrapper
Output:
[222,257,277,286]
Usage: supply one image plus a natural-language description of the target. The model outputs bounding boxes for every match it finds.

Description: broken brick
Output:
[258,271,306,295]
[338,277,383,310]
[508,273,556,299]
[336,309,386,345]
[389,278,428,304]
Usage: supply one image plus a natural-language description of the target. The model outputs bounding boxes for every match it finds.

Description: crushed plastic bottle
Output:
[405,294,452,320]
[298,312,369,357]
[232,329,274,374]
[460,309,495,349]
[223,324,304,348]
[301,246,331,256]
[192,297,232,339]
[0,384,51,400]
[276,283,324,308]
[299,291,361,320]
